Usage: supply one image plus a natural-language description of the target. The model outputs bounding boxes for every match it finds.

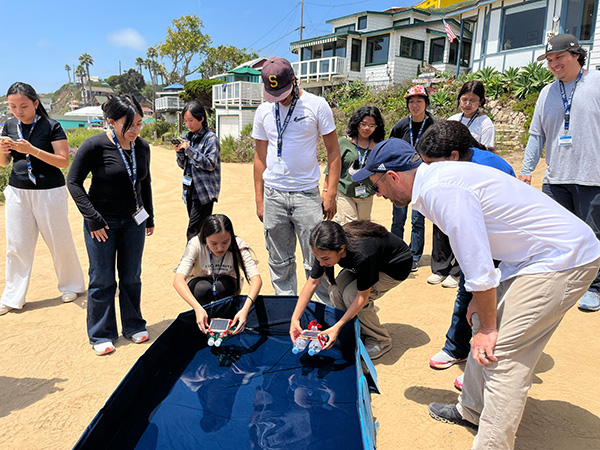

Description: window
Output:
[429,38,445,64]
[358,16,367,30]
[301,48,312,61]
[335,23,355,33]
[449,41,472,67]
[322,43,334,58]
[400,37,425,60]
[335,39,347,58]
[565,0,596,41]
[351,39,362,71]
[366,35,390,65]
[501,1,546,50]
[393,18,410,27]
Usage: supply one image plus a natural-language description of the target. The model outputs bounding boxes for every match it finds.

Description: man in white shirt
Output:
[353,138,600,450]
[252,57,341,300]
[519,34,600,312]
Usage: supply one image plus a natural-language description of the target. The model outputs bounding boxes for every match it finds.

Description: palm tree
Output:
[74,65,87,104]
[78,53,94,105]
[135,57,145,76]
[65,64,71,83]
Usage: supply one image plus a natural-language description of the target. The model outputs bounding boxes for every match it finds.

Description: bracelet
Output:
[247,296,254,304]
[36,148,41,157]
[323,188,328,192]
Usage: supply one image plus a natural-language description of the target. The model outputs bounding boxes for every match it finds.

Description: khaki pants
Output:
[329,269,400,349]
[457,258,600,450]
[335,191,374,225]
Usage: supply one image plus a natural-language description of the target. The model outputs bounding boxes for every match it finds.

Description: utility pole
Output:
[300,0,304,41]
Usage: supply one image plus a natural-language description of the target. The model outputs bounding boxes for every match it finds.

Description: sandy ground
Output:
[0,146,599,450]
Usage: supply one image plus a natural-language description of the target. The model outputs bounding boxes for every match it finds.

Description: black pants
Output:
[431,224,461,277]
[188,276,237,306]
[186,197,214,241]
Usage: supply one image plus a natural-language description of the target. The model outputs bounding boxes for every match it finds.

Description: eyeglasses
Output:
[371,172,386,193]
[460,97,480,105]
[359,122,377,129]
[115,120,144,130]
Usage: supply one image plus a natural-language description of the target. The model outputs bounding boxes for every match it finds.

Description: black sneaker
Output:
[428,403,478,430]
[411,261,418,272]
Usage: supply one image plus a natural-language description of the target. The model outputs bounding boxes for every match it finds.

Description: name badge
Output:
[272,158,288,175]
[182,175,192,186]
[559,135,573,147]
[133,206,149,225]
[355,185,367,197]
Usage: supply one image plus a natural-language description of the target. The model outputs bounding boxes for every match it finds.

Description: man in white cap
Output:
[519,33,600,311]
[252,57,341,300]
[353,137,600,450]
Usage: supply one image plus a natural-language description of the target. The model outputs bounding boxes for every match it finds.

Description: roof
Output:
[50,114,91,122]
[164,83,185,90]
[64,106,104,117]
[94,95,108,104]
[228,66,262,75]
[90,86,114,94]
[437,0,484,15]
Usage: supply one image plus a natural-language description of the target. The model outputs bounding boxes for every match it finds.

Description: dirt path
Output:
[0,147,598,449]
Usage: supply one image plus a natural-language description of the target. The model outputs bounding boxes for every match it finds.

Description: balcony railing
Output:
[292,56,347,80]
[155,96,186,112]
[212,82,263,107]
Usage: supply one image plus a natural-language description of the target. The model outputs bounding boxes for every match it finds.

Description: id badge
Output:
[133,206,150,225]
[182,175,192,186]
[355,185,367,196]
[272,158,288,175]
[559,135,573,147]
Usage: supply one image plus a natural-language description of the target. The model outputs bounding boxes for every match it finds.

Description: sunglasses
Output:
[371,172,386,193]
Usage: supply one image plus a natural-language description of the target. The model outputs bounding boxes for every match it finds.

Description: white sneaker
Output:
[442,276,459,289]
[427,273,445,285]
[454,374,464,391]
[93,342,116,356]
[0,304,14,316]
[61,292,78,303]
[130,331,149,344]
[429,350,468,369]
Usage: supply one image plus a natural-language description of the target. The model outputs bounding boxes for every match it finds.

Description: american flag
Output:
[443,19,457,42]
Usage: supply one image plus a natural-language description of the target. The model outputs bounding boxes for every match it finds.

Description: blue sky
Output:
[0,0,414,96]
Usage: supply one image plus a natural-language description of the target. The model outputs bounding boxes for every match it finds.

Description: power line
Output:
[305,0,374,7]
[247,3,300,50]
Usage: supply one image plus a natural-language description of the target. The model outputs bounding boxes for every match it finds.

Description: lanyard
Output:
[559,68,584,132]
[409,116,427,147]
[460,109,479,128]
[110,129,139,209]
[17,115,38,185]
[274,96,298,159]
[209,251,226,297]
[354,142,370,169]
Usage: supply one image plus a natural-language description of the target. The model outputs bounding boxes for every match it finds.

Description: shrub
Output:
[220,133,254,163]
[513,91,540,146]
[140,121,171,141]
[66,128,105,149]
[0,165,10,202]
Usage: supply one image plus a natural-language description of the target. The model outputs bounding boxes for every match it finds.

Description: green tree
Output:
[78,53,94,105]
[158,14,212,84]
[135,57,145,77]
[74,64,87,103]
[106,69,146,97]
[65,64,71,83]
[199,45,259,78]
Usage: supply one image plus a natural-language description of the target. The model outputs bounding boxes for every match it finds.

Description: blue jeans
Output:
[441,272,472,359]
[263,186,329,303]
[542,183,600,293]
[84,217,147,345]
[390,205,425,262]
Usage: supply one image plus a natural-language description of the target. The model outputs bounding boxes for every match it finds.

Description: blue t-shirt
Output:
[470,148,515,177]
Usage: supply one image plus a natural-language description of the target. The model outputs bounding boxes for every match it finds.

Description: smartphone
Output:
[170,138,181,145]
[0,136,15,143]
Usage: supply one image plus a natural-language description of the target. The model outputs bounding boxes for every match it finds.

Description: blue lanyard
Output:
[110,130,139,209]
[354,142,370,169]
[274,96,298,159]
[559,68,584,132]
[409,116,427,147]
[209,251,226,297]
[460,109,479,128]
[17,115,38,185]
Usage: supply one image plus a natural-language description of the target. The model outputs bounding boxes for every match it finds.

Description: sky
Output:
[0,0,415,96]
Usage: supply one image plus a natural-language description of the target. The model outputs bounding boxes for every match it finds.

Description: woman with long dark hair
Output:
[0,82,85,316]
[324,106,385,224]
[68,94,154,355]
[172,101,221,241]
[173,214,262,334]
[290,220,412,360]
[448,80,495,149]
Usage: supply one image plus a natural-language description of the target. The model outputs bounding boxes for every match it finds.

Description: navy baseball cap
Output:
[352,138,422,182]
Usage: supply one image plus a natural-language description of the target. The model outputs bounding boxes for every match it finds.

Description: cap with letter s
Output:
[261,57,295,102]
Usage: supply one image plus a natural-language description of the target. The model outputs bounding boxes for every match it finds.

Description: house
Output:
[288,7,472,94]
[443,0,599,72]
[211,58,268,140]
[155,83,186,124]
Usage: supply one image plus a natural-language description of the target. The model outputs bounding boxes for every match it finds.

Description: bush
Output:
[220,133,254,163]
[0,165,10,202]
[66,128,105,149]
[513,91,540,147]
[140,121,172,141]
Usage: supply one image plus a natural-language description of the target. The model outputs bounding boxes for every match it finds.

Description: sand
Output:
[0,146,599,450]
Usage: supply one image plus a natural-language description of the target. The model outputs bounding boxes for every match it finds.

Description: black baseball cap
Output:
[261,57,295,102]
[537,34,581,61]
[352,138,422,182]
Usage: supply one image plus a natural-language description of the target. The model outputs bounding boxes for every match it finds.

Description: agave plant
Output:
[430,89,454,107]
[500,67,521,91]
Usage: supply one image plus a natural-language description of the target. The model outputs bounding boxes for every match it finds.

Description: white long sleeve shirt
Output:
[412,162,600,292]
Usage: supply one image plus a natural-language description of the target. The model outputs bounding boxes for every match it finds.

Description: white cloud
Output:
[106,28,147,51]
[37,38,51,48]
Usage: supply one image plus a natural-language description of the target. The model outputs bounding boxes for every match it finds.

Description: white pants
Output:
[1,186,86,309]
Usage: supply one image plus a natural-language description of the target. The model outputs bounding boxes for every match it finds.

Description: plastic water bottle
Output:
[308,335,329,356]
[214,337,223,347]
[292,337,309,354]
[207,336,215,346]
